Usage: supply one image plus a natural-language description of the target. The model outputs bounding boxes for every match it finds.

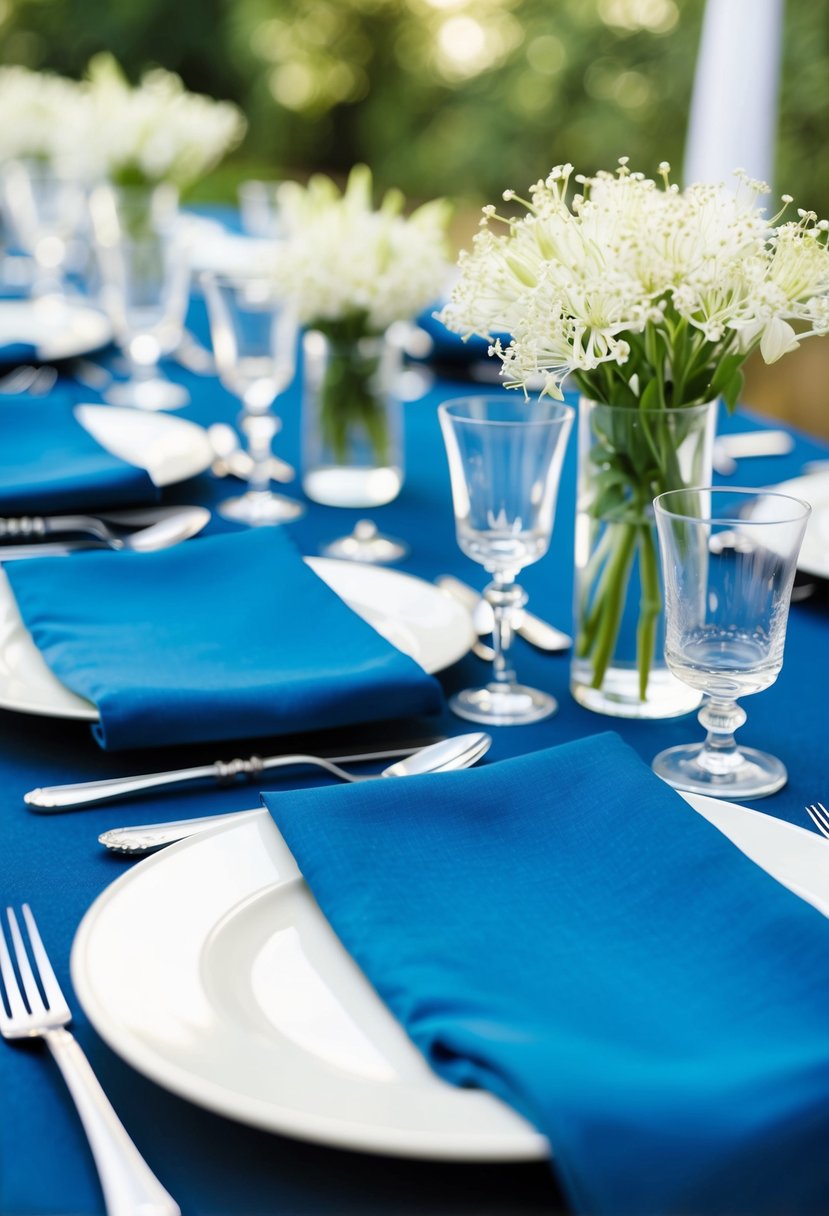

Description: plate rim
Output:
[0,297,112,363]
[69,791,829,1161]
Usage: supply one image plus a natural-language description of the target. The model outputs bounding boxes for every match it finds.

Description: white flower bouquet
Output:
[442,161,829,706]
[85,54,246,192]
[0,66,89,175]
[279,165,451,464]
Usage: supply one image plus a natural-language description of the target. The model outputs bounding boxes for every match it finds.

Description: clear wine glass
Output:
[438,394,574,725]
[90,184,189,411]
[652,487,811,798]
[0,159,86,297]
[201,270,304,525]
[238,180,287,239]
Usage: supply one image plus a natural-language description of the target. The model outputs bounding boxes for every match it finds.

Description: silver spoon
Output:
[0,506,210,553]
[98,732,492,855]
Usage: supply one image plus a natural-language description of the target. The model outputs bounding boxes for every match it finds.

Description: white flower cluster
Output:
[277,166,452,332]
[0,66,90,175]
[84,55,246,189]
[441,161,829,401]
[0,57,245,190]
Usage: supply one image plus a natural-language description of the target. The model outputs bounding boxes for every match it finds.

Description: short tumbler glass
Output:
[652,487,810,798]
[439,394,573,726]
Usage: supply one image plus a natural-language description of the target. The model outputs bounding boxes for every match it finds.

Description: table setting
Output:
[2,60,829,1213]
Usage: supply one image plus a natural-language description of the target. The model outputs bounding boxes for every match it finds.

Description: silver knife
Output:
[24,739,446,810]
[436,575,572,652]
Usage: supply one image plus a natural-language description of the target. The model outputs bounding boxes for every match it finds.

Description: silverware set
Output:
[0,506,212,559]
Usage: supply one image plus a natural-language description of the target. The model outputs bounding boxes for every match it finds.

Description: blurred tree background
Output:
[1,0,827,216]
[2,0,827,429]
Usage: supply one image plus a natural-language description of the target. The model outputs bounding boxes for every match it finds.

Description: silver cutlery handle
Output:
[0,516,48,539]
[46,1027,180,1216]
[100,808,261,853]
[25,743,437,810]
[26,763,220,809]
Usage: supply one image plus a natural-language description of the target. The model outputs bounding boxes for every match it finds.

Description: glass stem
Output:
[241,408,278,497]
[484,575,526,687]
[695,697,748,775]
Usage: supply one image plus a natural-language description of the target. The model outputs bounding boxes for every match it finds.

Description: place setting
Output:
[4,28,829,1216]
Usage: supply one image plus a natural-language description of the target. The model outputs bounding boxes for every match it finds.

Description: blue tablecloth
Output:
[3,281,829,1216]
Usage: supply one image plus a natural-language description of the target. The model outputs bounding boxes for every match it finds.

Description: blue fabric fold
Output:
[5,527,442,750]
[0,341,38,363]
[262,733,829,1215]
[0,396,158,512]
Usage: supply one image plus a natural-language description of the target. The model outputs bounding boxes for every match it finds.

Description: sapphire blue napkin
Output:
[0,341,37,363]
[5,528,442,750]
[262,734,829,1215]
[0,396,158,513]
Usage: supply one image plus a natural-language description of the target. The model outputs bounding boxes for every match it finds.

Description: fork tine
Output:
[6,907,46,1016]
[21,904,66,1013]
[0,913,27,1021]
[805,803,829,839]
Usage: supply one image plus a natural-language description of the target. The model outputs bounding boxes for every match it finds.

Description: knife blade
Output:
[436,575,572,652]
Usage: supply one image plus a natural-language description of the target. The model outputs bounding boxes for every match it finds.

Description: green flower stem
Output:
[636,522,662,700]
[585,521,638,690]
[314,319,389,466]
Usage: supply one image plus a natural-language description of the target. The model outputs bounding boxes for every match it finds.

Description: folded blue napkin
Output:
[5,528,442,750]
[0,341,38,364]
[262,734,829,1215]
[0,396,158,513]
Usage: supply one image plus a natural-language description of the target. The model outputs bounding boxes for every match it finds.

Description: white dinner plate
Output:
[0,298,112,363]
[0,560,473,720]
[771,472,829,579]
[70,792,829,1162]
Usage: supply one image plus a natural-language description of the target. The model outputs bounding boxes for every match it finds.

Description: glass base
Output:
[320,520,409,565]
[217,490,305,526]
[105,377,189,411]
[450,682,557,727]
[652,742,787,800]
[303,465,403,508]
[570,661,702,720]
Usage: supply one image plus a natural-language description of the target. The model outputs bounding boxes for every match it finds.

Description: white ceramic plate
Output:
[771,472,829,579]
[0,560,473,720]
[70,792,829,1161]
[0,298,112,362]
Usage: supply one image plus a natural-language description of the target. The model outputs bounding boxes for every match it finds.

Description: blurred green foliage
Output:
[2,0,827,217]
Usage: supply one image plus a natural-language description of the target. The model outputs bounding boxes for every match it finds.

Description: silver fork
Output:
[805,803,829,838]
[0,903,179,1215]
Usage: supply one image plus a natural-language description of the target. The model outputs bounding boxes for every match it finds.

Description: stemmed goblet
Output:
[201,270,304,525]
[90,183,190,411]
[652,487,810,798]
[439,394,573,725]
[0,159,86,298]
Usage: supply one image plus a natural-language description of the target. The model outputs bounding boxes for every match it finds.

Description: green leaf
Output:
[722,369,744,412]
[710,353,745,397]
[639,377,661,411]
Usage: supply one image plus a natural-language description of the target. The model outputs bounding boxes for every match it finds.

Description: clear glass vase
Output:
[571,397,717,719]
[301,327,404,508]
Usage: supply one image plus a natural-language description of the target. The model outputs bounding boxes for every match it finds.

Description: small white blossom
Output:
[277,165,452,333]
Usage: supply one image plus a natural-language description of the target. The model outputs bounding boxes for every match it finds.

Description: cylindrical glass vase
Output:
[571,397,717,719]
[302,328,404,508]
